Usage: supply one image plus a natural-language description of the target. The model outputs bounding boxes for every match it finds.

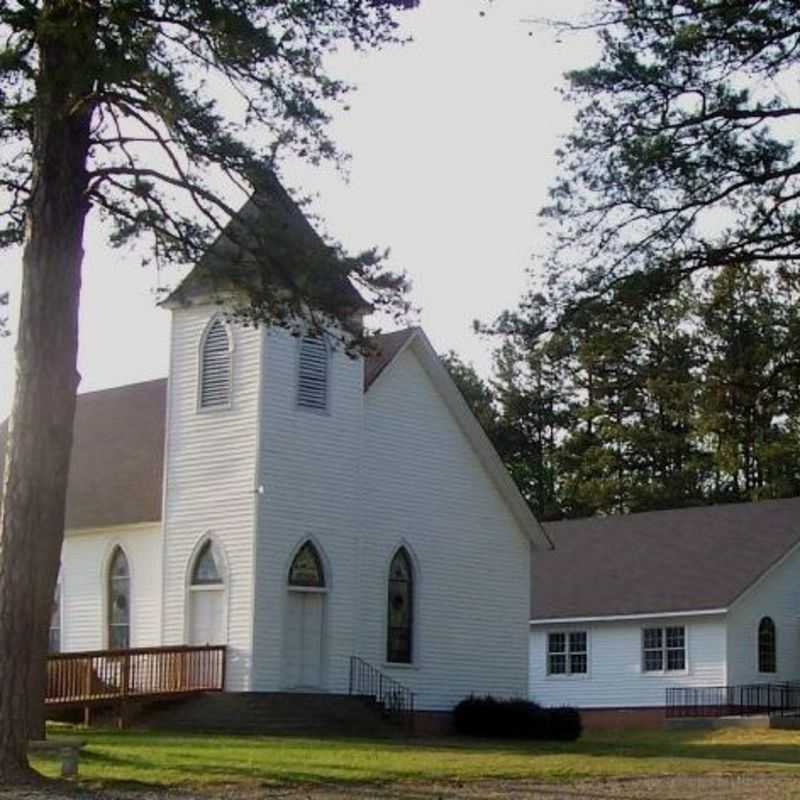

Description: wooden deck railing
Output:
[46,645,226,708]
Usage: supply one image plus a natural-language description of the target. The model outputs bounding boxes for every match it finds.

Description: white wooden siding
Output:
[250,329,364,693]
[726,544,800,686]
[60,524,162,652]
[161,305,261,690]
[360,343,532,711]
[528,615,727,708]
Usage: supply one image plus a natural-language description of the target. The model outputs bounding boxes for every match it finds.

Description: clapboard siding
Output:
[60,524,162,652]
[726,544,800,685]
[250,329,364,692]
[360,343,531,711]
[161,306,260,690]
[529,615,728,708]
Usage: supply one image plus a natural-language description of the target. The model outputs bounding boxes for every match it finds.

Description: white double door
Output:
[284,590,325,689]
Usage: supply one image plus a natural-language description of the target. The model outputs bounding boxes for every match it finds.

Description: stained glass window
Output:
[289,542,325,588]
[192,541,223,586]
[387,548,413,663]
[108,547,130,650]
[759,617,776,673]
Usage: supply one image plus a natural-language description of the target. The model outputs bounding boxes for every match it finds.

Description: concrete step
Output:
[134,692,407,737]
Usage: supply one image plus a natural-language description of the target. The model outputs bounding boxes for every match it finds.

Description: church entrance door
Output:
[284,590,325,689]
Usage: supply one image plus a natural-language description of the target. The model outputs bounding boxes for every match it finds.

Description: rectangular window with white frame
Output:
[642,625,686,672]
[547,631,588,675]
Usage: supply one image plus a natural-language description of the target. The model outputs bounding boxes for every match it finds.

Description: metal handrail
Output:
[666,681,800,718]
[349,656,415,725]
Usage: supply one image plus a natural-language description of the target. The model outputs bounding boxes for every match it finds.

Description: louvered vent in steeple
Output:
[200,317,232,409]
[297,336,329,411]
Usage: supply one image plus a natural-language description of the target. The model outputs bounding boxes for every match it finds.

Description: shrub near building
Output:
[453,696,582,741]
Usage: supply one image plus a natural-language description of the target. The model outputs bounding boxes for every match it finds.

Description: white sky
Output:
[0,0,598,419]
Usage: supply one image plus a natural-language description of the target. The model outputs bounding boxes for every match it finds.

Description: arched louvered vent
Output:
[200,318,232,409]
[297,336,329,411]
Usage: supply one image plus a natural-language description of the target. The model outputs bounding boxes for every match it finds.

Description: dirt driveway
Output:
[4,775,800,800]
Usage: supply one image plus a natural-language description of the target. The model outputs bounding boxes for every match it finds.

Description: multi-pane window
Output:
[758,617,777,673]
[49,580,61,653]
[199,317,232,409]
[387,548,413,664]
[297,336,329,412]
[547,631,588,675]
[642,626,685,672]
[289,542,325,588]
[108,547,130,650]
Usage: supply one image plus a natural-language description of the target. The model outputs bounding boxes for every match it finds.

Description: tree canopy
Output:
[542,0,800,309]
[0,0,418,782]
[476,262,800,520]
[0,0,418,333]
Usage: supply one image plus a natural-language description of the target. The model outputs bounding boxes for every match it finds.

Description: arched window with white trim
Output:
[108,547,130,650]
[297,336,330,412]
[288,541,326,588]
[387,548,414,664]
[758,616,776,673]
[188,540,226,646]
[199,316,232,409]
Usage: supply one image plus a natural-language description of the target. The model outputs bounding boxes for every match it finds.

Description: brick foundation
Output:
[410,710,454,736]
[579,707,666,730]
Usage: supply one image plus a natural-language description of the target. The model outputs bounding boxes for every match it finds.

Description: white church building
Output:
[16,181,552,719]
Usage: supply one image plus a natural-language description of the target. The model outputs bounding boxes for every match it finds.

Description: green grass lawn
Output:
[31,725,800,790]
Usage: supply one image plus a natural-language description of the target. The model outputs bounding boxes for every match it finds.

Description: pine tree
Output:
[0,0,417,781]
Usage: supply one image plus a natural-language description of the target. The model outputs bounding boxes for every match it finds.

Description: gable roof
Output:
[0,378,167,530]
[531,498,800,621]
[165,172,366,312]
[1,330,423,530]
[365,327,551,549]
[363,328,417,390]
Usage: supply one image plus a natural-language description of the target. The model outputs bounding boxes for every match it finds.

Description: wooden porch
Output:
[46,645,226,711]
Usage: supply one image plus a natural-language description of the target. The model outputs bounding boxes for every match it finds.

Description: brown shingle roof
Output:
[0,378,167,530]
[1,330,415,529]
[363,328,417,390]
[531,498,800,620]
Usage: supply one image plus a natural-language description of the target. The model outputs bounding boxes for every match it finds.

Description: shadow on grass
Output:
[53,726,800,796]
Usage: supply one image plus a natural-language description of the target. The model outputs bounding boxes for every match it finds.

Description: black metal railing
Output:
[348,656,415,729]
[666,682,800,718]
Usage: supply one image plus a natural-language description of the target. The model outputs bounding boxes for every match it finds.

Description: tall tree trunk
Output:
[0,3,94,782]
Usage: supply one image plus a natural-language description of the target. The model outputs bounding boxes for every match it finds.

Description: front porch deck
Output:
[46,644,226,710]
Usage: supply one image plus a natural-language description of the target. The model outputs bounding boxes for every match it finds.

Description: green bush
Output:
[453,695,582,741]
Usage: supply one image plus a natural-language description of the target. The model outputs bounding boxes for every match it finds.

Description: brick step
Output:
[134,692,406,737]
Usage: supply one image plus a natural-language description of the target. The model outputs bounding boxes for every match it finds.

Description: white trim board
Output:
[529,608,728,626]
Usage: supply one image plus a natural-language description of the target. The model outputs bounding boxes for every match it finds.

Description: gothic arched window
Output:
[108,547,130,650]
[289,542,325,588]
[758,616,776,673]
[387,548,413,664]
[188,539,226,645]
[192,540,224,587]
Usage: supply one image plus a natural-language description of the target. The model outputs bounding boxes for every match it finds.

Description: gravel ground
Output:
[3,775,800,800]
